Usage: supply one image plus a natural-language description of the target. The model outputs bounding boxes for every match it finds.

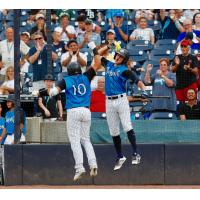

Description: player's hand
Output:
[44,109,51,117]
[141,90,149,99]
[146,64,153,72]
[174,56,180,66]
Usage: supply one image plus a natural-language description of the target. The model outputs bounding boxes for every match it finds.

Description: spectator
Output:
[57,12,76,43]
[20,32,31,47]
[77,19,101,49]
[192,12,200,31]
[38,74,63,121]
[61,39,87,73]
[179,88,200,120]
[30,13,47,41]
[0,27,30,83]
[130,16,155,44]
[184,9,199,21]
[0,103,5,145]
[105,9,124,26]
[0,66,14,94]
[79,9,103,24]
[90,76,106,112]
[108,11,129,46]
[27,32,57,90]
[159,9,184,39]
[172,40,199,102]
[0,94,26,145]
[144,58,177,112]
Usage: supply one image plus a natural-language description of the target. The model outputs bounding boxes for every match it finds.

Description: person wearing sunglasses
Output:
[172,40,199,102]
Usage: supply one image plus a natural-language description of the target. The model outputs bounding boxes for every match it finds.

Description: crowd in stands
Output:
[0,9,199,121]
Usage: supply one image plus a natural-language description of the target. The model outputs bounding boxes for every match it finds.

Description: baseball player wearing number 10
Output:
[100,46,148,171]
[44,43,101,181]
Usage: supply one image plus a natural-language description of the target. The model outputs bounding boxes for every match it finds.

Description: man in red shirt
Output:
[90,77,105,112]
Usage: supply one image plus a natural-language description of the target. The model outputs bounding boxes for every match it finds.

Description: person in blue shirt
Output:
[0,103,5,145]
[39,42,100,181]
[99,44,147,171]
[0,94,26,145]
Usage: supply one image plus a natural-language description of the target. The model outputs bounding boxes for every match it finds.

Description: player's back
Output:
[64,74,91,109]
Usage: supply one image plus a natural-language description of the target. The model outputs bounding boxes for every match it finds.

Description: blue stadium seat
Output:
[6,11,13,21]
[149,112,177,120]
[149,54,174,61]
[149,48,174,61]
[91,112,106,119]
[80,48,93,66]
[126,40,153,52]
[155,39,177,49]
[191,49,200,55]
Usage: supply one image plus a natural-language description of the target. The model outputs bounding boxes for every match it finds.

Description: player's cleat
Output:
[73,170,86,181]
[113,156,126,171]
[132,154,141,165]
[90,167,98,177]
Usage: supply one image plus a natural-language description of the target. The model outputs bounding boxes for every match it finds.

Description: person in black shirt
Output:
[38,74,63,121]
[172,40,199,102]
[179,88,200,120]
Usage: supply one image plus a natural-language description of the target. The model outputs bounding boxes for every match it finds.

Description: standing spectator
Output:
[192,12,200,31]
[77,19,101,49]
[159,9,184,39]
[105,9,124,26]
[0,27,30,83]
[57,13,76,43]
[0,103,5,145]
[0,66,14,94]
[30,13,46,41]
[184,9,199,21]
[179,88,200,120]
[90,76,106,112]
[27,32,57,90]
[108,12,129,46]
[172,40,199,102]
[38,74,63,121]
[0,94,26,145]
[130,16,155,44]
[61,39,87,73]
[144,58,177,112]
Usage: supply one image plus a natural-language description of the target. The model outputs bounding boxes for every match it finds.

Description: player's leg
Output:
[106,99,126,170]
[118,96,141,164]
[80,108,97,177]
[67,109,85,181]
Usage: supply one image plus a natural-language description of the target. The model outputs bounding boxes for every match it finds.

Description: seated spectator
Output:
[90,76,106,112]
[171,40,199,102]
[57,12,76,43]
[77,19,101,49]
[130,16,155,44]
[144,58,177,112]
[27,32,57,90]
[192,12,200,31]
[159,9,184,39]
[30,13,47,41]
[0,94,26,145]
[38,74,63,121]
[20,32,31,47]
[0,102,5,145]
[176,19,200,51]
[179,88,200,120]
[0,66,14,94]
[61,39,87,73]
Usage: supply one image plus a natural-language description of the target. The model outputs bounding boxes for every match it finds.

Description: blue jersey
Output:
[105,61,127,96]
[64,74,91,109]
[0,117,5,145]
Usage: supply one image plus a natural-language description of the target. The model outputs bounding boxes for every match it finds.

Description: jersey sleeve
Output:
[84,67,96,82]
[56,79,66,91]
[122,70,140,84]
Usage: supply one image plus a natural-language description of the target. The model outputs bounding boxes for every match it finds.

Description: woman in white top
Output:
[130,17,155,44]
[0,66,14,94]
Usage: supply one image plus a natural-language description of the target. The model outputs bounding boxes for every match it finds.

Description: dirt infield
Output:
[1,185,200,189]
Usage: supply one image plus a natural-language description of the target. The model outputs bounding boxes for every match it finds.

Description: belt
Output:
[107,94,125,100]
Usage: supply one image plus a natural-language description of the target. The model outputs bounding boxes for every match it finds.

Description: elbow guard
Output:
[49,87,59,97]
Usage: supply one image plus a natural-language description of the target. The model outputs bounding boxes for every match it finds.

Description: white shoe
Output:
[90,167,98,177]
[132,154,141,165]
[113,156,126,171]
[73,170,86,181]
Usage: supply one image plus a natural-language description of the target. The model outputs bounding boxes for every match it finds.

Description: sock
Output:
[112,135,123,159]
[127,129,137,155]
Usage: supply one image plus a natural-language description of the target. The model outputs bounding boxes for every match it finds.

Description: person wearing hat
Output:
[30,13,46,41]
[38,74,63,121]
[0,94,26,145]
[61,39,87,73]
[172,39,199,102]
[77,18,101,49]
[20,32,31,47]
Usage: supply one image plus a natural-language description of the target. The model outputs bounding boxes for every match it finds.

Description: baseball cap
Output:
[85,19,93,25]
[54,27,62,33]
[44,74,55,81]
[113,12,124,18]
[7,94,15,102]
[180,40,190,47]
[59,12,70,19]
[106,29,116,35]
[33,31,43,39]
[21,31,30,39]
[35,13,45,20]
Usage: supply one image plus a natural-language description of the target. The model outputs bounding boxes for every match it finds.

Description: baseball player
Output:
[99,45,148,170]
[40,42,100,181]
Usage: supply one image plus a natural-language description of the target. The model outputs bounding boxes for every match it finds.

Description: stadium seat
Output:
[80,48,93,66]
[149,48,174,61]
[149,111,177,120]
[155,39,177,49]
[91,112,106,119]
[191,49,200,55]
[126,40,153,52]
